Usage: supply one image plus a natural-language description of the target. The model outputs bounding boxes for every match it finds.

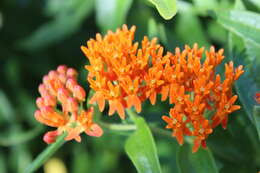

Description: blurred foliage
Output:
[0,0,260,172]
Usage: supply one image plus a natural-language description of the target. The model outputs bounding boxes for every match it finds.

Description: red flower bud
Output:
[43,130,59,144]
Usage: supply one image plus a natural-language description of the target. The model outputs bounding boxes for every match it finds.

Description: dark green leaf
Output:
[148,0,177,20]
[125,116,162,173]
[18,0,94,50]
[253,106,260,141]
[177,144,218,173]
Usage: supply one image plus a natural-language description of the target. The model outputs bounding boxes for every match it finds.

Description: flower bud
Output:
[57,65,67,74]
[57,88,70,104]
[36,97,45,108]
[43,95,57,107]
[66,97,78,113]
[73,85,86,101]
[48,70,59,80]
[67,68,78,78]
[58,73,67,84]
[66,78,77,92]
[38,84,49,97]
[43,75,50,86]
[40,106,55,117]
[43,130,59,144]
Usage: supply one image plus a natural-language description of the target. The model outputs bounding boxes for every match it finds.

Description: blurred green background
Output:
[0,0,260,172]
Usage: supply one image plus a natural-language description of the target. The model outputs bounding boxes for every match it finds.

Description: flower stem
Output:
[126,108,139,120]
[100,122,136,131]
[24,132,67,173]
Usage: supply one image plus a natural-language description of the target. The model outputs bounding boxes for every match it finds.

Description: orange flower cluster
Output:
[35,65,103,144]
[81,25,244,152]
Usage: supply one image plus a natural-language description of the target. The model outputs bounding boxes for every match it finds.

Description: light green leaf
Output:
[96,0,133,33]
[217,10,260,46]
[18,0,94,50]
[0,90,14,123]
[177,144,218,173]
[0,126,43,147]
[125,116,162,173]
[192,0,218,16]
[253,106,260,141]
[147,18,167,44]
[148,0,177,20]
[176,8,210,48]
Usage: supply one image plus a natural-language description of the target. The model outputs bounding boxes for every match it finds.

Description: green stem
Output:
[100,122,136,131]
[24,132,67,173]
[126,109,139,120]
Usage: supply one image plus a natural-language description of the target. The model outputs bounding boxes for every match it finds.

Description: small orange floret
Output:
[35,65,103,144]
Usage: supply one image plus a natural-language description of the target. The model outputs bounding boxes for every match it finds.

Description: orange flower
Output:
[81,25,163,118]
[161,44,243,152]
[35,65,103,144]
[81,25,244,152]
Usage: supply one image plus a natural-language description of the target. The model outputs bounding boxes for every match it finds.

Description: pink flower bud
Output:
[57,88,70,104]
[66,78,77,92]
[40,106,55,117]
[34,110,43,122]
[38,84,49,97]
[43,130,59,144]
[48,70,59,80]
[43,95,56,107]
[85,124,103,137]
[57,65,67,74]
[36,97,45,108]
[67,68,78,78]
[73,85,86,101]
[66,97,78,113]
[43,75,50,86]
[58,74,67,84]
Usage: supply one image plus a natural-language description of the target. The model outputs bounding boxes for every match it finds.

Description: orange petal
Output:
[85,124,103,137]
[149,92,157,105]
[192,138,201,153]
[174,129,184,145]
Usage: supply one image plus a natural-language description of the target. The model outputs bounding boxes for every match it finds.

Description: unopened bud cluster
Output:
[35,65,103,144]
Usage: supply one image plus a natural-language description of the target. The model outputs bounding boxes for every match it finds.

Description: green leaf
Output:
[125,115,162,173]
[0,126,43,147]
[0,90,14,123]
[18,0,94,50]
[148,0,177,20]
[253,106,260,141]
[147,18,167,44]
[176,8,210,48]
[177,144,218,173]
[96,0,133,33]
[192,0,218,16]
[216,10,260,46]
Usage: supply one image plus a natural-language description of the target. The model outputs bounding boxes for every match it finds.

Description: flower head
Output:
[81,25,244,152]
[161,44,244,152]
[35,65,103,144]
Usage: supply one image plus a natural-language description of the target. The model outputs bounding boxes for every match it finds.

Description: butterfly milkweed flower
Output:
[35,65,103,144]
[81,25,244,152]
